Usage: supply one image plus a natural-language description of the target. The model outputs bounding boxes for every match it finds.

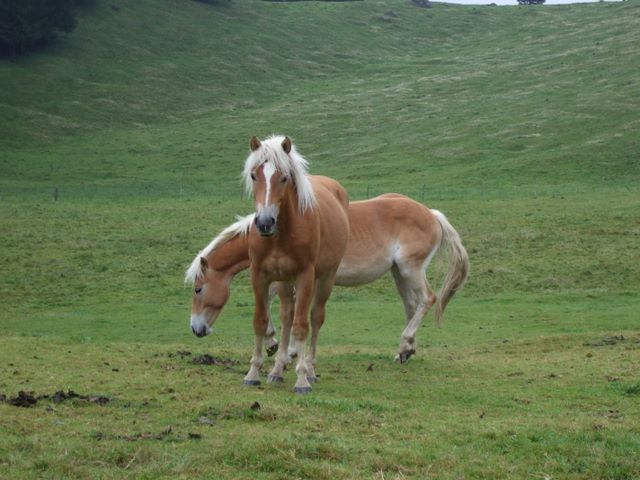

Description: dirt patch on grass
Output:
[166,351,240,367]
[93,426,202,442]
[197,401,277,423]
[0,389,111,408]
[5,391,38,408]
[190,353,239,367]
[167,350,193,358]
[583,335,640,347]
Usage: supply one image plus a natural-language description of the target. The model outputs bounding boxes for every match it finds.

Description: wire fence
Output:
[1,178,635,205]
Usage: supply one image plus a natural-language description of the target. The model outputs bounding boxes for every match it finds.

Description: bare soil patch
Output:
[0,389,111,408]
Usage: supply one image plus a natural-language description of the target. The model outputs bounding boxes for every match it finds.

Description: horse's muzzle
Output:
[255,214,276,236]
[192,325,209,337]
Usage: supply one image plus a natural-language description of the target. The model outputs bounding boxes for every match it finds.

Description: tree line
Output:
[0,0,96,57]
[6,0,522,58]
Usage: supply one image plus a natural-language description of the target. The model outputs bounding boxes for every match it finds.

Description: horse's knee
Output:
[291,323,309,341]
[253,318,269,336]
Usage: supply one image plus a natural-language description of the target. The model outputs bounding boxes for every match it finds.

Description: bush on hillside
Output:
[262,1,362,2]
[517,0,546,4]
[411,0,433,7]
[194,0,232,5]
[0,0,83,57]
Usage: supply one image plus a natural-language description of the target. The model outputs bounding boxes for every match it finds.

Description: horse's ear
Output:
[282,136,292,154]
[250,136,261,152]
[199,256,208,272]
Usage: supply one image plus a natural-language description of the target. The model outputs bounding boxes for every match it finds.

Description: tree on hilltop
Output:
[517,0,546,4]
[194,0,233,5]
[0,0,80,57]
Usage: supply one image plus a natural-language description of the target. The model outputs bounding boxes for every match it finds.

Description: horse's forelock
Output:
[184,259,204,285]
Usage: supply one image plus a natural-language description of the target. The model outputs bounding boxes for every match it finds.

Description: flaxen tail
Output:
[431,209,469,324]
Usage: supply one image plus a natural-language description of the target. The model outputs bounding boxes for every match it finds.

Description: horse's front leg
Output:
[292,266,315,394]
[244,269,270,386]
[306,273,337,384]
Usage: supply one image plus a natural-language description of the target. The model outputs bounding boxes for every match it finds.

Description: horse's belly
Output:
[335,257,391,286]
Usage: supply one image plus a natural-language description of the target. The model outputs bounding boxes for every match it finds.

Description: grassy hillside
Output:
[1,0,638,311]
[2,0,639,194]
[1,0,639,478]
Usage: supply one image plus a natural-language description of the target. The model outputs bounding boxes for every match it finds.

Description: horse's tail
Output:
[431,209,469,325]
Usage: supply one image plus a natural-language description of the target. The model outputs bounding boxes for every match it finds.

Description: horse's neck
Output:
[208,234,250,277]
[277,189,304,233]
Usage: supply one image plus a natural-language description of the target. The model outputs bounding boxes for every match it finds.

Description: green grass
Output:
[1,0,639,478]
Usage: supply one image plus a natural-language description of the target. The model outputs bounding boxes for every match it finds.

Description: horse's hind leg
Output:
[267,283,295,384]
[391,264,418,327]
[391,264,418,362]
[287,336,297,359]
[265,283,279,357]
[287,287,298,359]
[392,263,436,364]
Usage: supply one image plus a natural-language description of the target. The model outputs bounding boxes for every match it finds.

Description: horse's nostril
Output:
[255,215,276,236]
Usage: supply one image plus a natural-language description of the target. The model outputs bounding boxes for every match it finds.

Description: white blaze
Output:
[263,161,276,207]
[256,161,279,223]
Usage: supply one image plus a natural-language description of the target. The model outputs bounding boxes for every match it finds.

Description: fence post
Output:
[53,187,59,202]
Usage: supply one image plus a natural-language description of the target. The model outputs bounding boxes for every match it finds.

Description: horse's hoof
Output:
[307,376,317,384]
[267,375,283,384]
[266,343,279,357]
[243,380,261,386]
[294,386,312,395]
[288,351,298,359]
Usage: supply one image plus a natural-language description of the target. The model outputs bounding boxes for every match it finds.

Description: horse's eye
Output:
[251,173,256,181]
[281,176,287,183]
[195,287,202,294]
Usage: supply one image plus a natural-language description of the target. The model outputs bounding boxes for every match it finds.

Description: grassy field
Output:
[1,0,639,478]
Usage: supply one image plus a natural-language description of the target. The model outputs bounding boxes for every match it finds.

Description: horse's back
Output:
[345,194,441,266]
[309,175,349,209]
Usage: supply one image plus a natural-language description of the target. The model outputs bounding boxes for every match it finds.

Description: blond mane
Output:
[184,214,254,284]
